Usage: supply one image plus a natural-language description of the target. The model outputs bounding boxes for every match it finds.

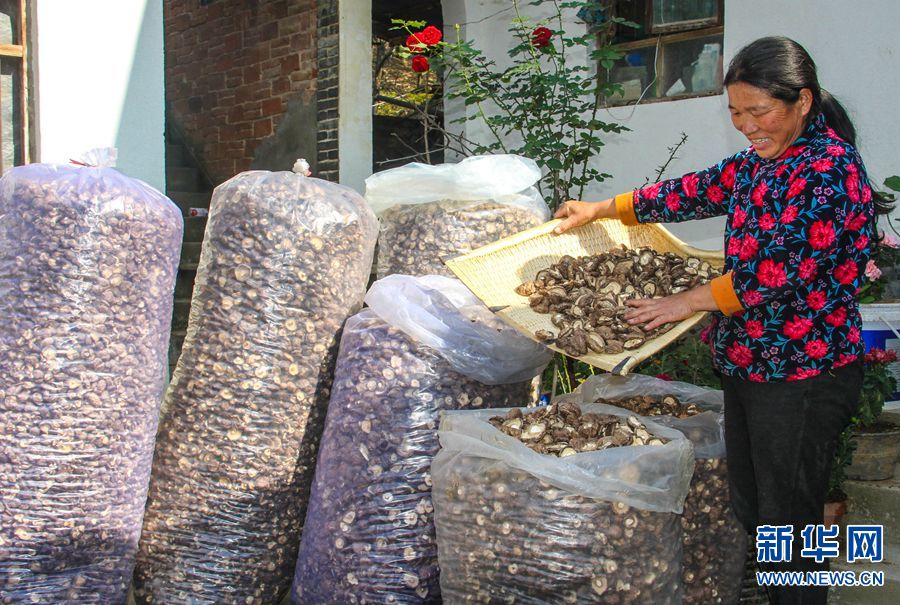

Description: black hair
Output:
[725,36,892,215]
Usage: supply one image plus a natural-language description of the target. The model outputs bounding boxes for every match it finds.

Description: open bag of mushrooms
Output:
[571,373,748,605]
[432,401,694,605]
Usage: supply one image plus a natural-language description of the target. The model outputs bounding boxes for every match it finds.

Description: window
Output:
[0,0,28,173]
[600,0,724,105]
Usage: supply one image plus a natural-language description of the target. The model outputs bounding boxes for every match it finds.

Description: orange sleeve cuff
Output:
[710,272,744,316]
[614,191,639,226]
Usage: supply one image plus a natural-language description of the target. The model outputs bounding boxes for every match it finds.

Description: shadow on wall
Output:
[114,0,165,191]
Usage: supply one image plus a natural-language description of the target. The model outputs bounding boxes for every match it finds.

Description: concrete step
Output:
[843,476,900,547]
[168,190,212,215]
[165,144,187,167]
[829,543,900,604]
[179,242,202,271]
[167,166,200,192]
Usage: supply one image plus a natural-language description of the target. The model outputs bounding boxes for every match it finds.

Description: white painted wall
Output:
[34,0,165,191]
[443,0,900,249]
[339,0,373,194]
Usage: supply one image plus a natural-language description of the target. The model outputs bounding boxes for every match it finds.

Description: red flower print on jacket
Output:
[665,191,680,212]
[748,372,766,383]
[727,237,741,256]
[809,220,836,250]
[721,162,736,189]
[833,353,858,368]
[798,258,817,282]
[739,236,759,261]
[805,339,829,359]
[786,177,808,200]
[806,290,827,311]
[758,259,787,288]
[745,319,764,339]
[783,316,813,339]
[743,290,763,306]
[848,326,861,344]
[788,367,822,381]
[827,144,846,157]
[862,184,872,203]
[640,182,662,200]
[834,259,858,285]
[726,342,753,368]
[682,174,699,198]
[707,184,725,204]
[751,181,768,206]
[733,206,747,228]
[825,306,847,327]
[811,158,834,172]
[854,235,869,251]
[780,204,799,224]
[846,163,860,202]
[758,213,775,230]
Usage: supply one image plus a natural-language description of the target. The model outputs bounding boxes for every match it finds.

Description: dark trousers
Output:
[721,362,863,605]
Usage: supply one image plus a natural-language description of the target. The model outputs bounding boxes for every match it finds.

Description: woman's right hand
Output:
[553,199,612,234]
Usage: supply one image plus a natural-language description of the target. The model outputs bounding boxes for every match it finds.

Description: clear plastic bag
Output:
[292,275,549,604]
[575,374,747,604]
[433,403,694,604]
[133,167,377,604]
[0,160,182,604]
[365,155,550,278]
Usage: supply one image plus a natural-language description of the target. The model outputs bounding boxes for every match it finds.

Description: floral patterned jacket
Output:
[614,113,874,382]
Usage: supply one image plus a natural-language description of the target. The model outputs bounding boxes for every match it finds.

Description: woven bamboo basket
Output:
[444,218,725,375]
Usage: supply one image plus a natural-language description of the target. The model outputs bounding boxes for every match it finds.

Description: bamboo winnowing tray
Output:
[444,219,725,375]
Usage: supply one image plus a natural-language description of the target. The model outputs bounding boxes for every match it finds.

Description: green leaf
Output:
[546,158,563,170]
[885,176,900,192]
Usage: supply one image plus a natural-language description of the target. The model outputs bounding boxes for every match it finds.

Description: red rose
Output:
[743,290,763,306]
[655,373,673,381]
[748,372,766,382]
[788,367,822,381]
[745,319,764,339]
[812,158,834,172]
[783,316,813,339]
[780,204,799,224]
[827,145,846,157]
[640,182,662,200]
[805,339,828,359]
[739,236,759,261]
[707,184,724,204]
[758,213,775,230]
[727,342,754,368]
[411,55,430,72]
[733,206,747,229]
[758,259,787,288]
[531,26,552,48]
[420,25,442,45]
[846,170,860,203]
[825,307,847,327]
[809,220,835,250]
[751,181,768,206]
[406,33,425,53]
[834,259,858,285]
[798,258,817,282]
[854,235,869,250]
[721,162,736,189]
[665,190,680,212]
[786,177,808,200]
[848,326,860,344]
[682,174,699,198]
[806,290,827,311]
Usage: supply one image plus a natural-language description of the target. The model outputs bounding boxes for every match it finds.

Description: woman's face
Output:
[727,82,812,159]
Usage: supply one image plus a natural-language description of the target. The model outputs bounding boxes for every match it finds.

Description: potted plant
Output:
[844,348,900,480]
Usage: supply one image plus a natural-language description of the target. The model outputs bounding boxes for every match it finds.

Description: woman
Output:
[554,37,891,604]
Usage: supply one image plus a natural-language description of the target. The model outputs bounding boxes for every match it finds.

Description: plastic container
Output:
[691,43,719,93]
[859,303,900,401]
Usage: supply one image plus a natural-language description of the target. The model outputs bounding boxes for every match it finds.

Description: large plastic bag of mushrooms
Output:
[291,274,552,604]
[433,402,694,605]
[365,154,551,278]
[132,165,378,604]
[575,373,747,605]
[0,153,183,603]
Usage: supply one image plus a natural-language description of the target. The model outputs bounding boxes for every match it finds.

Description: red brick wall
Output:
[164,0,317,183]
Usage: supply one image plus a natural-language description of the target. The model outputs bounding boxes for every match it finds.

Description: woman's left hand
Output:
[624,292,697,331]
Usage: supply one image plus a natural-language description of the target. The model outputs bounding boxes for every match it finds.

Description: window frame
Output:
[0,0,30,171]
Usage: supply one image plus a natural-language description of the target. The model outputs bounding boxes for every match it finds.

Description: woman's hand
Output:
[624,284,718,331]
[553,199,614,234]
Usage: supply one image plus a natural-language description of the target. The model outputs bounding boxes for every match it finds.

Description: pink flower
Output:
[745,319,764,339]
[809,220,835,250]
[743,290,763,306]
[665,191,681,212]
[682,174,699,198]
[805,340,829,359]
[780,205,799,224]
[806,290,827,311]
[865,259,882,281]
[783,316,813,339]
[834,260,858,285]
[726,342,754,368]
[758,213,775,230]
[883,233,900,248]
[758,259,787,288]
